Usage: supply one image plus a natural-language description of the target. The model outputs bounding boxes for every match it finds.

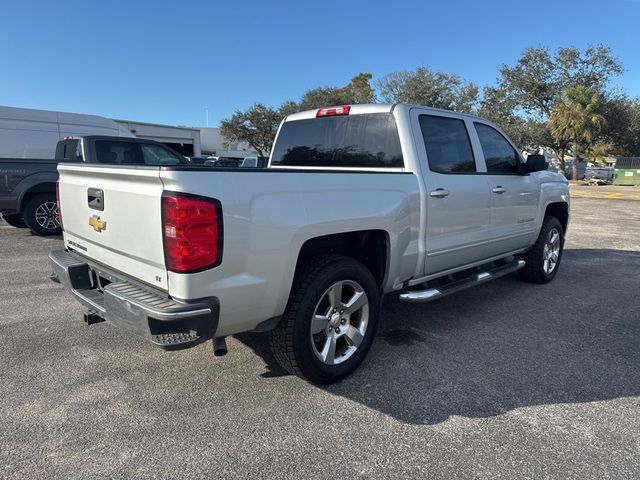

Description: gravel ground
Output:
[1,197,639,479]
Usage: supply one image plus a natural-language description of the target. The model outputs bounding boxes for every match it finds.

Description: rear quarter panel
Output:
[160,169,421,336]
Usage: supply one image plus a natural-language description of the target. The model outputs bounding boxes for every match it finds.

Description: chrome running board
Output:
[399,259,525,304]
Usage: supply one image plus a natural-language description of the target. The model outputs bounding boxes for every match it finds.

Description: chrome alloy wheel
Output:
[310,280,369,366]
[34,202,60,231]
[543,228,561,274]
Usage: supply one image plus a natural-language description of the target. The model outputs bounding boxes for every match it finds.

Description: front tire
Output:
[268,255,380,384]
[519,216,564,284]
[23,194,62,236]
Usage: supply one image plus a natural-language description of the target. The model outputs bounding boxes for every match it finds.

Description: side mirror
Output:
[525,154,547,173]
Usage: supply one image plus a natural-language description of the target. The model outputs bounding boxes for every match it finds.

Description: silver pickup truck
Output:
[49,104,569,384]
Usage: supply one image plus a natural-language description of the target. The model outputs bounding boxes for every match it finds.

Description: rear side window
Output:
[54,139,81,162]
[474,123,521,174]
[270,113,403,168]
[94,140,186,166]
[419,115,476,173]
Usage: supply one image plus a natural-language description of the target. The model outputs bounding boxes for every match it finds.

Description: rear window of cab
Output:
[270,113,404,168]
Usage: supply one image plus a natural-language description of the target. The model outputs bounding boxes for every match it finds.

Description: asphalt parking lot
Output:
[1,195,639,479]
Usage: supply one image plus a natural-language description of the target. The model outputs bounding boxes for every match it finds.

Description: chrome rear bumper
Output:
[49,249,219,349]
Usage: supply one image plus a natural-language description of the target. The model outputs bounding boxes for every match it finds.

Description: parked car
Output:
[63,136,190,166]
[49,104,569,384]
[0,106,133,235]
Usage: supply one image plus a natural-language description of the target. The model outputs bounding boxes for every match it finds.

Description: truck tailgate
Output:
[57,164,168,290]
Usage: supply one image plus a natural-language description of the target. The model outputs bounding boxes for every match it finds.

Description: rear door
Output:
[471,122,539,256]
[411,109,492,275]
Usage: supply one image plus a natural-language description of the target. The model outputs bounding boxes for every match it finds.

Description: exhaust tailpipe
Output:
[213,337,228,357]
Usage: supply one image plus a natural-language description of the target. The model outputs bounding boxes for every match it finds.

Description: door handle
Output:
[429,188,450,198]
[87,188,104,211]
[492,186,507,194]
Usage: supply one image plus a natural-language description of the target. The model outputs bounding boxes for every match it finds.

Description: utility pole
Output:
[205,107,209,128]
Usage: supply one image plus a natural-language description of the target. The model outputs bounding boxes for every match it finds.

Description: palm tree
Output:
[549,86,607,173]
[585,144,608,164]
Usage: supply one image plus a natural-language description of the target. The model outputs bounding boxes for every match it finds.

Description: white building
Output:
[0,105,133,159]
[199,127,256,158]
[0,105,263,160]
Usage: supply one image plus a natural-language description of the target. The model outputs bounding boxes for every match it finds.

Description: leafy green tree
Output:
[584,144,608,164]
[219,103,282,157]
[548,86,607,170]
[298,72,375,110]
[495,45,622,118]
[478,85,544,151]
[482,45,622,166]
[376,67,479,112]
[220,73,375,154]
[600,95,640,156]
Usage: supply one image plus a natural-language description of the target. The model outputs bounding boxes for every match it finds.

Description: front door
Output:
[472,122,540,256]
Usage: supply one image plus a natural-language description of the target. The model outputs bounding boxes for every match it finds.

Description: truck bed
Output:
[57,163,421,336]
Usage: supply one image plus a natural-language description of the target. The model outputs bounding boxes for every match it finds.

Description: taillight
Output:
[161,192,222,273]
[55,181,64,230]
[316,105,351,117]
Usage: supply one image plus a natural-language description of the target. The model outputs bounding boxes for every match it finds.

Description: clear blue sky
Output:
[1,0,638,127]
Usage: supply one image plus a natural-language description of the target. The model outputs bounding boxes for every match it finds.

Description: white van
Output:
[0,105,133,160]
[0,106,134,235]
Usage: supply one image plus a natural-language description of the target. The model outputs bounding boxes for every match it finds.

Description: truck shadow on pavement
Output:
[236,248,640,425]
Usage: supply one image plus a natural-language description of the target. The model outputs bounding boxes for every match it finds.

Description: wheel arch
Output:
[544,201,569,234]
[20,182,57,208]
[15,171,59,213]
[294,230,390,289]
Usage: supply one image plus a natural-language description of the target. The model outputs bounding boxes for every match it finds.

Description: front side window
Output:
[474,123,521,174]
[419,115,476,173]
[271,113,403,168]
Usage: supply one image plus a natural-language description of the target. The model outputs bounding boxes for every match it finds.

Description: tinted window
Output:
[271,113,403,168]
[419,115,475,173]
[94,141,185,166]
[140,143,185,165]
[474,123,521,174]
[241,157,258,168]
[54,139,82,162]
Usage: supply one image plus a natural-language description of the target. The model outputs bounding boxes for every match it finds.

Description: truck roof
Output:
[283,103,488,122]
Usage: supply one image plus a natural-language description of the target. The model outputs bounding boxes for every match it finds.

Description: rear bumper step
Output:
[49,249,219,350]
[400,259,525,304]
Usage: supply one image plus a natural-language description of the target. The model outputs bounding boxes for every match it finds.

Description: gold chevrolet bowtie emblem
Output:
[89,215,107,232]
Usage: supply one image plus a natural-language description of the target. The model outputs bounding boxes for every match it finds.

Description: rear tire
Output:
[268,255,380,384]
[519,216,564,284]
[2,214,27,228]
[23,194,62,236]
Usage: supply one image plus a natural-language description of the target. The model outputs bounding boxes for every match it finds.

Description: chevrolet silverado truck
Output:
[49,104,569,384]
